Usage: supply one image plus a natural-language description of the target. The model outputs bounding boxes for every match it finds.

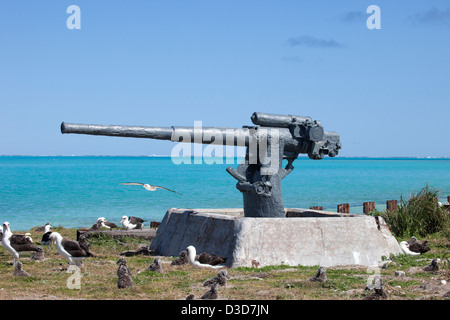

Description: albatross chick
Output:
[145,258,163,273]
[117,257,134,289]
[203,270,230,287]
[13,261,31,277]
[308,266,327,282]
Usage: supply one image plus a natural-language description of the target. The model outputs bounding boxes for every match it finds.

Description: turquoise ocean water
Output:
[0,156,449,231]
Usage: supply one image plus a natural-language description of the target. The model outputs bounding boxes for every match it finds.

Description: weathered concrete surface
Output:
[149,208,403,268]
[77,228,157,241]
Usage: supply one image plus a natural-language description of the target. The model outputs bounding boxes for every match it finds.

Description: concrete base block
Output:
[149,208,403,268]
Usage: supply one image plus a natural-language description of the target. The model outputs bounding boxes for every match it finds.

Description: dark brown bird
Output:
[145,258,163,273]
[13,261,31,277]
[117,257,134,289]
[422,258,440,272]
[203,270,230,287]
[120,245,154,257]
[201,283,219,300]
[407,236,430,254]
[197,252,227,266]
[309,266,327,282]
[363,276,388,300]
[171,250,189,265]
[30,246,45,261]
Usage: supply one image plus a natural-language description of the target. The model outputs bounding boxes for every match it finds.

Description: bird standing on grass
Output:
[120,182,182,195]
[1,222,41,266]
[120,216,146,230]
[117,257,134,289]
[41,231,93,267]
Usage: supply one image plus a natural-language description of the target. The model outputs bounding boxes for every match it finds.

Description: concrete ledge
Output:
[77,228,157,241]
[149,208,403,268]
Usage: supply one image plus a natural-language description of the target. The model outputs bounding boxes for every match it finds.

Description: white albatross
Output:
[186,245,226,269]
[120,182,182,195]
[120,216,146,230]
[1,222,40,265]
[42,231,93,267]
[399,241,420,256]
[97,217,118,229]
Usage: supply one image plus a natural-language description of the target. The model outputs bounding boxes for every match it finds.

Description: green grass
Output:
[0,200,449,300]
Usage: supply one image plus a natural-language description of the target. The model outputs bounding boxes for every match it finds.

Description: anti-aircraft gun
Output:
[61,112,341,218]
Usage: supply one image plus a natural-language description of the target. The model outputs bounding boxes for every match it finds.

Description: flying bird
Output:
[120,182,182,195]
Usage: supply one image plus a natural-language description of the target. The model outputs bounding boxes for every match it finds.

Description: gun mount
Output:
[61,112,341,218]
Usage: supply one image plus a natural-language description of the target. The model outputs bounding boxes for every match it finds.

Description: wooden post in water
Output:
[386,200,398,212]
[309,206,323,211]
[337,203,350,213]
[363,202,375,214]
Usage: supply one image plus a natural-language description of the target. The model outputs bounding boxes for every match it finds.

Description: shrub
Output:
[382,184,449,238]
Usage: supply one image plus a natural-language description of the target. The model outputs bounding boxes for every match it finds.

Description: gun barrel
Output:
[60,122,250,146]
[61,122,174,141]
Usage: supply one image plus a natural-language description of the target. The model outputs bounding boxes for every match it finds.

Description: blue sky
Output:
[0,0,449,157]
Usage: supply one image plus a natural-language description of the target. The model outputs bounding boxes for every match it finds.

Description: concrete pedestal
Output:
[149,208,403,268]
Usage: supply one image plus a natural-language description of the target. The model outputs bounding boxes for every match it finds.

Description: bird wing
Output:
[61,238,88,257]
[10,235,33,245]
[129,216,146,224]
[105,221,118,228]
[154,185,182,195]
[121,182,144,186]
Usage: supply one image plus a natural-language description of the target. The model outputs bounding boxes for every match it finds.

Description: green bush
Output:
[382,185,449,238]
